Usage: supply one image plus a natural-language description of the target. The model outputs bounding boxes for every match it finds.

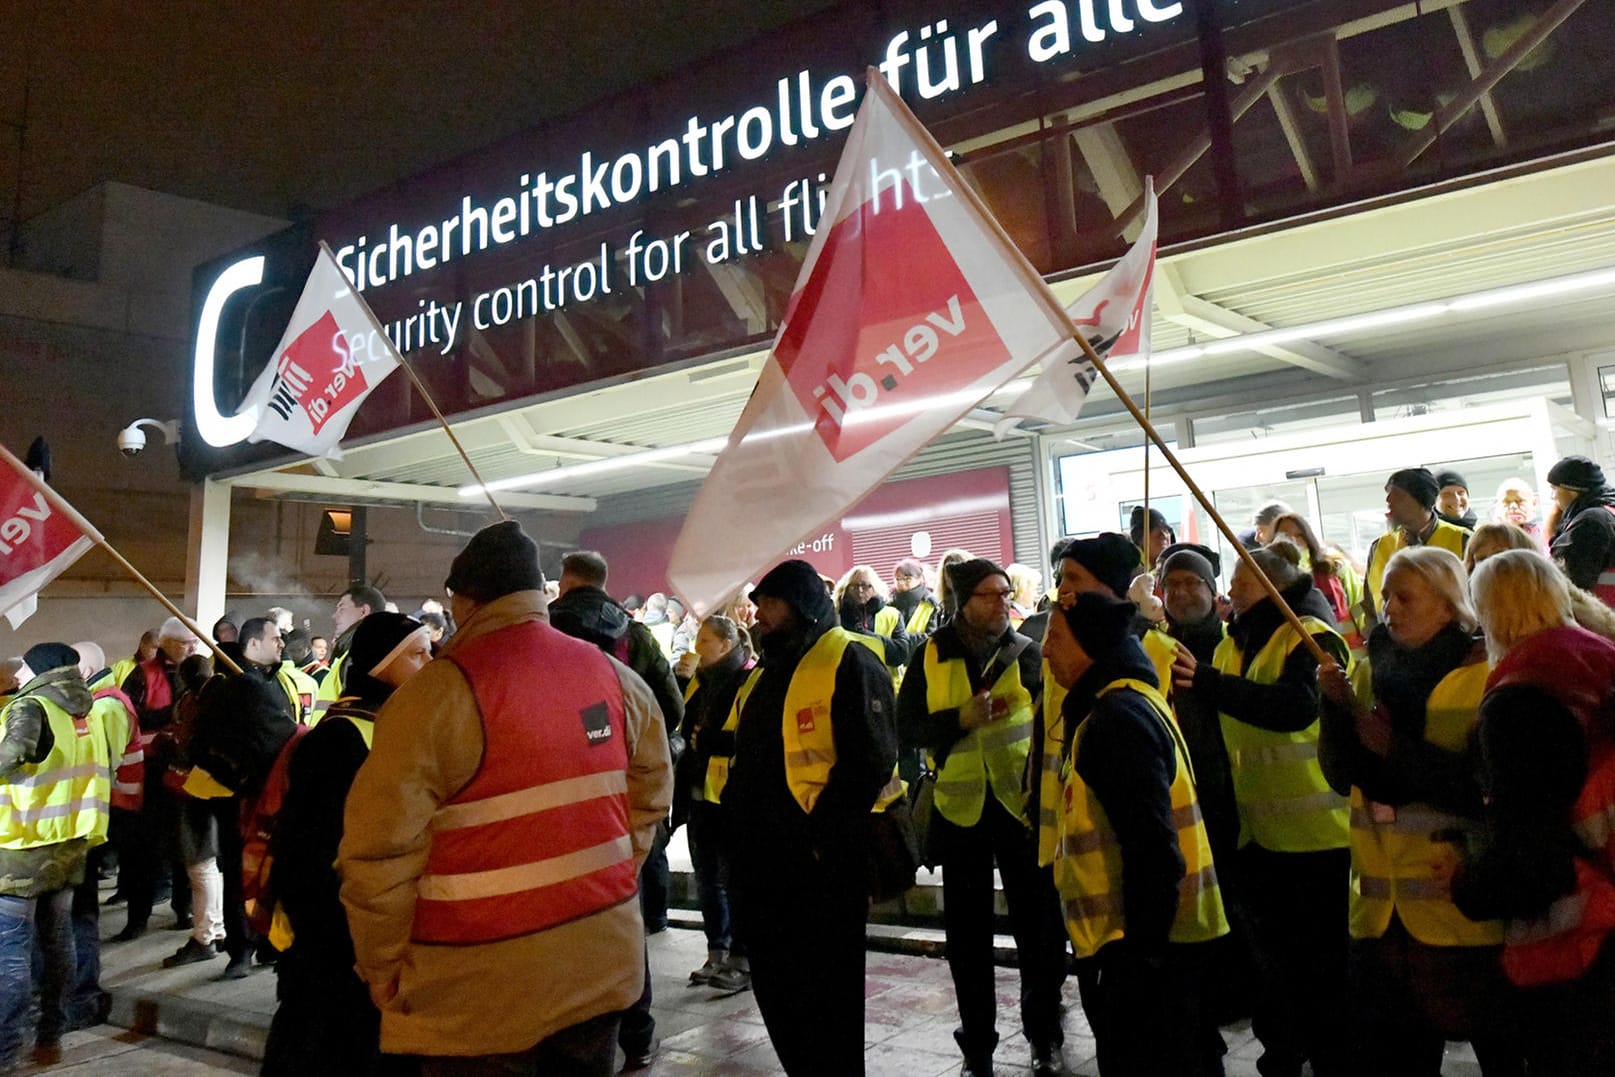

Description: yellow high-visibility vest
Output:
[1055,677,1229,958]
[726,628,903,813]
[277,662,320,725]
[924,639,1033,827]
[1214,616,1351,852]
[1349,657,1501,946]
[904,599,936,635]
[1363,521,1470,621]
[0,692,111,849]
[311,653,347,720]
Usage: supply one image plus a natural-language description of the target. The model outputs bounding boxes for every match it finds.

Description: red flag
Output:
[0,445,100,629]
[667,70,1081,614]
[236,243,402,459]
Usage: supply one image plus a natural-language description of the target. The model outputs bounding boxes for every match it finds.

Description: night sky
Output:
[1,1,842,228]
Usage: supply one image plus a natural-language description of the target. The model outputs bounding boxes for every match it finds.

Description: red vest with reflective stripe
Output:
[1488,625,1615,984]
[413,620,637,945]
[92,683,145,812]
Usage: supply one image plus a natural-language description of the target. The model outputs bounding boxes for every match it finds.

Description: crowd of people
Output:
[4,455,1615,1075]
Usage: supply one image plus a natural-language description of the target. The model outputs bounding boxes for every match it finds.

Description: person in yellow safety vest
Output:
[896,558,1065,1077]
[1360,468,1471,634]
[339,522,671,1069]
[260,614,432,1075]
[720,559,899,1077]
[107,630,156,697]
[834,565,916,680]
[890,558,939,636]
[1315,547,1524,1073]
[68,641,134,1031]
[312,585,386,720]
[673,615,755,993]
[0,643,111,1069]
[1044,591,1230,1076]
[1033,534,1178,870]
[1170,542,1354,1077]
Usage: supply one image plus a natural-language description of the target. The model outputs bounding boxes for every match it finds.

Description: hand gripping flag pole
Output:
[0,443,244,675]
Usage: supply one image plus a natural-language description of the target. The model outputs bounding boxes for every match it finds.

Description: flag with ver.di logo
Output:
[994,178,1158,437]
[667,69,1082,614]
[238,242,401,459]
[0,444,100,629]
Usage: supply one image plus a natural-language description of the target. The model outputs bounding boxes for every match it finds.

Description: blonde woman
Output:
[1466,522,1615,642]
[933,548,975,629]
[1317,547,1519,1073]
[833,565,913,670]
[1455,549,1615,1072]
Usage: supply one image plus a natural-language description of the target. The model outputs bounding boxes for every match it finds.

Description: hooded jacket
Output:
[0,667,97,897]
[723,565,898,888]
[1550,488,1615,592]
[549,584,685,744]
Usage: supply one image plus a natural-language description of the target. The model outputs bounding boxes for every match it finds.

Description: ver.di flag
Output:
[0,443,100,629]
[238,242,402,459]
[668,69,1083,614]
[994,178,1158,436]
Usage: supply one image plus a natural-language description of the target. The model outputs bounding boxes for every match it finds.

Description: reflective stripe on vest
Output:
[1055,677,1229,958]
[1037,666,1069,867]
[413,621,635,945]
[728,628,902,814]
[0,692,112,849]
[924,638,1033,827]
[1348,659,1501,945]
[1214,616,1350,852]
[90,688,142,812]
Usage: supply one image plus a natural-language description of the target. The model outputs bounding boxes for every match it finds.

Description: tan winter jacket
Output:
[338,590,672,1056]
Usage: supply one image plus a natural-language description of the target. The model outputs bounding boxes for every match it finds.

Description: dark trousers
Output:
[1075,942,1213,1077]
[1237,844,1351,1077]
[687,801,737,954]
[206,797,250,959]
[263,949,383,1076]
[734,855,868,1075]
[419,1010,620,1076]
[639,821,670,931]
[68,846,108,1029]
[934,798,1065,1061]
[1349,915,1522,1076]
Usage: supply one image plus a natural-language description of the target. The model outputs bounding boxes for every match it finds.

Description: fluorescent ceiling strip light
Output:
[458,265,1615,495]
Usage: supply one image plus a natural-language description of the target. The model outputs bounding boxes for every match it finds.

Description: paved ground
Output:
[27,847,1483,1076]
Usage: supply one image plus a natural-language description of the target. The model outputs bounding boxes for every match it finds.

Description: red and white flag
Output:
[994,179,1158,436]
[0,445,100,629]
[668,70,1082,614]
[239,242,401,459]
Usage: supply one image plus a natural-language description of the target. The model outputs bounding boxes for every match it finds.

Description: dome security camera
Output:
[118,418,179,458]
[117,426,147,457]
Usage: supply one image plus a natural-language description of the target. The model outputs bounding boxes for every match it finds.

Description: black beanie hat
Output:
[1547,455,1605,491]
[1059,533,1140,598]
[1434,469,1468,493]
[23,643,79,675]
[343,612,428,703]
[1161,547,1217,593]
[752,559,835,629]
[1057,591,1138,656]
[445,521,544,603]
[1386,468,1440,509]
[1128,505,1172,545]
[947,558,1011,603]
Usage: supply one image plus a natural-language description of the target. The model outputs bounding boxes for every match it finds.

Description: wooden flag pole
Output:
[396,356,509,522]
[1141,348,1152,564]
[0,446,243,675]
[1068,334,1333,665]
